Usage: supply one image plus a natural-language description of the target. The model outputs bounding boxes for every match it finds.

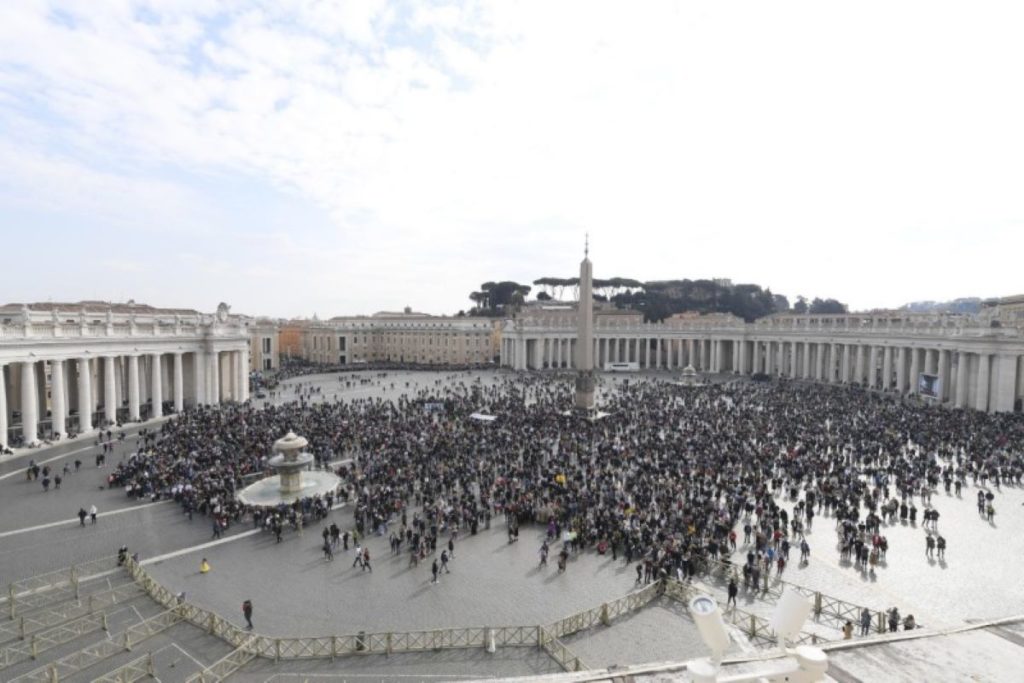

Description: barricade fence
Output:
[695,556,893,634]
[25,556,852,682]
[5,557,121,618]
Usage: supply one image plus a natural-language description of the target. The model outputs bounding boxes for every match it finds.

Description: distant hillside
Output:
[900,298,983,314]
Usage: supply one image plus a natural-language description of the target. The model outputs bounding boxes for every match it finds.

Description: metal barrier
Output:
[662,579,823,648]
[696,557,891,634]
[89,652,155,683]
[4,557,121,618]
[11,609,182,683]
[0,582,142,644]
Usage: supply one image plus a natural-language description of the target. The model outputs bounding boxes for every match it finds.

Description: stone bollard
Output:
[600,603,610,627]
[485,628,496,653]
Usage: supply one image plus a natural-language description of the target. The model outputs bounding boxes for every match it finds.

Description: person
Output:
[936,535,946,560]
[440,549,451,573]
[242,599,253,629]
[78,508,88,526]
[843,620,854,640]
[860,608,872,636]
[90,505,98,524]
[200,558,211,574]
[888,608,900,633]
[323,538,333,561]
[362,547,371,572]
[904,614,916,630]
[352,544,363,569]
[727,578,738,609]
[431,558,439,584]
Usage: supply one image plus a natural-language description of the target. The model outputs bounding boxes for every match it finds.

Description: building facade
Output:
[1,301,250,448]
[247,318,280,373]
[300,313,497,366]
[500,306,1024,413]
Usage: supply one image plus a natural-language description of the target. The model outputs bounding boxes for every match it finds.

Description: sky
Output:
[1,1,1022,319]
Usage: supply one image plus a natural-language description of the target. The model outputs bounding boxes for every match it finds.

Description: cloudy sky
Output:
[1,1,1022,318]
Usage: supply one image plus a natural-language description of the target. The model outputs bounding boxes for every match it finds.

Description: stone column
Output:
[992,354,1018,412]
[955,352,969,408]
[104,356,117,425]
[128,355,140,420]
[150,354,163,418]
[77,358,93,432]
[937,350,949,402]
[193,351,206,406]
[908,348,920,394]
[21,361,38,445]
[239,350,250,401]
[895,348,907,393]
[51,359,66,438]
[975,353,990,412]
[882,347,893,390]
[212,351,223,401]
[173,353,184,412]
[854,345,865,385]
[789,342,798,378]
[0,363,7,449]
[868,346,879,388]
[840,345,850,383]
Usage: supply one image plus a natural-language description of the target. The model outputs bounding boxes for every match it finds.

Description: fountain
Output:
[236,431,341,507]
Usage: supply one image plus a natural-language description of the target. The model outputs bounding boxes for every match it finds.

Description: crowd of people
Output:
[88,368,1023,635]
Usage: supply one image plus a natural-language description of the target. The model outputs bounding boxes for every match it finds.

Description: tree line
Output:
[464,277,847,322]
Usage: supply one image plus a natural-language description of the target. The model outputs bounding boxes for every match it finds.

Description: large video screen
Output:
[918,373,941,399]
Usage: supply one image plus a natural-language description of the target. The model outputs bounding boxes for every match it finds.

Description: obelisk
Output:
[575,238,596,411]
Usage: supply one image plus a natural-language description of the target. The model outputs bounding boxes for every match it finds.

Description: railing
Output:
[538,627,587,672]
[121,555,857,680]
[696,557,891,634]
[4,557,120,617]
[89,652,154,683]
[661,579,823,648]
[11,609,182,683]
[0,582,142,643]
[184,639,258,683]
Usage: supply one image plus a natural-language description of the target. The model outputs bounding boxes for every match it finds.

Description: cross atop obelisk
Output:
[575,236,596,411]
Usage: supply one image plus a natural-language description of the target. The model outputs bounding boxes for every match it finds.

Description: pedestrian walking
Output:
[431,558,439,583]
[860,608,872,636]
[352,544,363,568]
[362,547,372,572]
[242,599,253,629]
[78,508,88,526]
[89,504,98,524]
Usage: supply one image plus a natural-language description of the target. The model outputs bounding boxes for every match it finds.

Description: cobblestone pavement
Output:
[561,599,715,669]
[3,369,1024,681]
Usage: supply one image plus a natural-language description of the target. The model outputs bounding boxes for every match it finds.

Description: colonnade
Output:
[499,333,1023,414]
[1,348,249,448]
[499,336,735,373]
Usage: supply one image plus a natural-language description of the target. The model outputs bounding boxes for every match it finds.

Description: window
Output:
[262,337,271,353]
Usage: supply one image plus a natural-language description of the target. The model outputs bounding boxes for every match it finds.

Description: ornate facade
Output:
[500,304,1024,413]
[0,301,250,447]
